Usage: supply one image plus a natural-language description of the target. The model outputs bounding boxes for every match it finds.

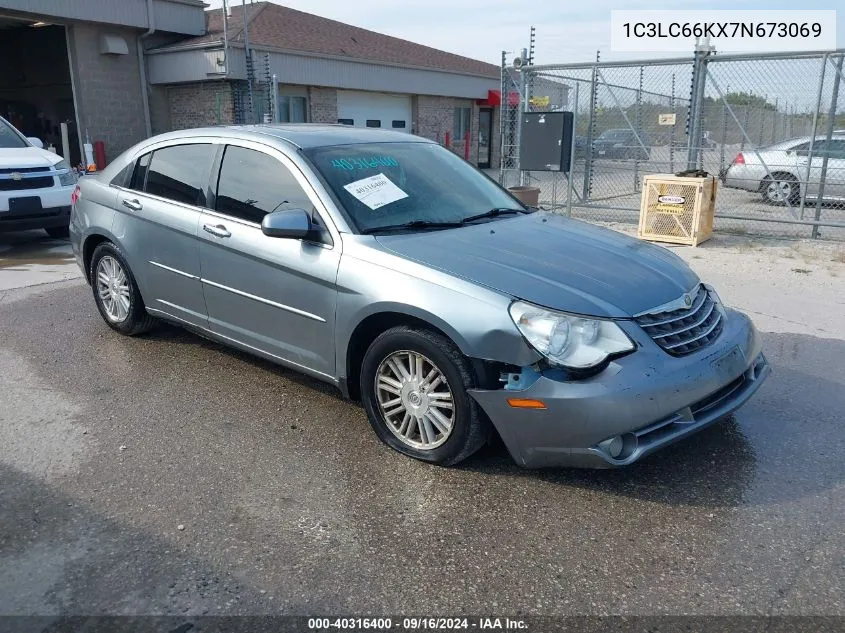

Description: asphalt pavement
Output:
[1,231,844,620]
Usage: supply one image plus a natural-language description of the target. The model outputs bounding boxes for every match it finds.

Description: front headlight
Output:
[54,159,77,186]
[509,301,634,369]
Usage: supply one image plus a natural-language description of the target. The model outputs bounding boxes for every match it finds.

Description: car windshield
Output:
[0,118,28,149]
[304,142,526,234]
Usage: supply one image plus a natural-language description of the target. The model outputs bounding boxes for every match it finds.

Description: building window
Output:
[453,107,471,139]
[392,120,406,129]
[366,120,381,128]
[279,95,308,123]
[337,118,354,126]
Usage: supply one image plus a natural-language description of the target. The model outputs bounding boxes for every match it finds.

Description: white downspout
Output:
[138,0,156,137]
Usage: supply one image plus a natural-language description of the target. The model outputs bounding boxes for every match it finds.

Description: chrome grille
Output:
[635,285,723,356]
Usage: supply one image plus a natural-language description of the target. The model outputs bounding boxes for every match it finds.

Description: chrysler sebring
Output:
[70,125,770,468]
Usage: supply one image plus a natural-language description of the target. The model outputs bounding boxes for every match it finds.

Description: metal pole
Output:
[242,0,254,124]
[498,51,507,185]
[271,73,279,123]
[812,53,843,239]
[669,73,676,173]
[687,48,708,170]
[567,82,579,218]
[221,0,229,77]
[582,51,600,202]
[518,63,527,186]
[719,83,729,174]
[635,65,643,191]
[771,97,778,145]
[798,54,828,220]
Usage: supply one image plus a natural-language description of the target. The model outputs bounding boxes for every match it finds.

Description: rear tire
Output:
[45,225,69,239]
[360,326,490,466]
[89,242,155,336]
[761,174,799,206]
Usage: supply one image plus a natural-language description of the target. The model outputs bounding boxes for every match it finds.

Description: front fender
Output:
[334,253,542,383]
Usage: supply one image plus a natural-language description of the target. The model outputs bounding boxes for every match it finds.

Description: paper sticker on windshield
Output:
[343,173,408,210]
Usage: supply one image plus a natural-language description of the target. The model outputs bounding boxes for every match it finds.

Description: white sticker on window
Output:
[342,173,408,210]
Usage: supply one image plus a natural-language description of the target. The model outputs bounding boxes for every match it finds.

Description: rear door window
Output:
[144,144,214,206]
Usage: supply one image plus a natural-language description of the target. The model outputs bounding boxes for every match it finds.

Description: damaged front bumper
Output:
[468,308,770,468]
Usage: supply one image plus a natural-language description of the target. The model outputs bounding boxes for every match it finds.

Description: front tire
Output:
[89,242,155,336]
[360,326,490,466]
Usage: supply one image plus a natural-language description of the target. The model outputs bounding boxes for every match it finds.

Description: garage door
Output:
[336,91,412,133]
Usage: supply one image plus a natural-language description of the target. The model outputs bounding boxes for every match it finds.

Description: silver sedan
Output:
[721,134,845,205]
[70,125,769,468]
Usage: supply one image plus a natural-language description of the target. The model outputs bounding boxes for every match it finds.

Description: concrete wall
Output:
[67,22,147,161]
[167,81,234,130]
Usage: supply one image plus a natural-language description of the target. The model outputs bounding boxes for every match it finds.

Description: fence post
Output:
[635,65,643,192]
[582,53,599,202]
[669,74,676,173]
[812,53,843,239]
[566,81,580,218]
[798,53,829,221]
[687,46,708,170]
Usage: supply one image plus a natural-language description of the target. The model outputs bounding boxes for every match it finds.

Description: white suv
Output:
[0,115,78,238]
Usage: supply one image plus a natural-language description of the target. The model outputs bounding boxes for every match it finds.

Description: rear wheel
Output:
[761,174,799,205]
[45,225,69,239]
[89,242,155,336]
[360,326,490,466]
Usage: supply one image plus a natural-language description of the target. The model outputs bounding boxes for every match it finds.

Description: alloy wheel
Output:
[96,255,131,322]
[374,350,455,450]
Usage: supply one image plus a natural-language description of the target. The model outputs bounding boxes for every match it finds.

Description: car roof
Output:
[147,124,434,150]
[763,134,845,150]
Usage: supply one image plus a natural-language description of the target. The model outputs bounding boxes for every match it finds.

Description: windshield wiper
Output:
[459,207,532,224]
[360,220,464,234]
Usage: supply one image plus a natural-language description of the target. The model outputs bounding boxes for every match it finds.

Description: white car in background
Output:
[721,134,845,206]
[0,115,77,238]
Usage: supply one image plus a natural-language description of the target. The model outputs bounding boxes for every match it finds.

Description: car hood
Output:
[375,213,699,318]
[0,147,61,170]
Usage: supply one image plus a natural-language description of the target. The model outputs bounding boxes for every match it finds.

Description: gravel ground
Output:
[1,228,844,622]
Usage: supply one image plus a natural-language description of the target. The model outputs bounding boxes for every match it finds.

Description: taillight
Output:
[71,185,80,206]
[733,152,745,165]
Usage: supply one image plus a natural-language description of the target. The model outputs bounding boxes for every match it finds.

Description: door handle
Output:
[203,223,231,238]
[122,198,142,212]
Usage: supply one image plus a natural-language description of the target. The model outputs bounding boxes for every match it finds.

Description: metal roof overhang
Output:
[146,44,499,100]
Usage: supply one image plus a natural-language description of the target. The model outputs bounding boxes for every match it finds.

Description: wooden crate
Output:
[638,174,716,247]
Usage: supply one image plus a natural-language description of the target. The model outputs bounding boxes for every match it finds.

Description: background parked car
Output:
[592,129,652,160]
[721,134,845,205]
[0,115,77,237]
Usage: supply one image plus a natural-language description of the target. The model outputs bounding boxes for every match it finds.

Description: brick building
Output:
[0,0,503,169]
[147,2,503,168]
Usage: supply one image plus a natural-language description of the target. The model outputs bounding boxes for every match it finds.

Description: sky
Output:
[206,0,843,66]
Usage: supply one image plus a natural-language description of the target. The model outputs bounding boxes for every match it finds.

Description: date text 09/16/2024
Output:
[307,617,529,630]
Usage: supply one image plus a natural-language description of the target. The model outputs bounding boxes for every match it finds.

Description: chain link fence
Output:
[502,50,845,240]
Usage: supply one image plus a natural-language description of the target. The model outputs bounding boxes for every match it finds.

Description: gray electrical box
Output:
[519,111,574,172]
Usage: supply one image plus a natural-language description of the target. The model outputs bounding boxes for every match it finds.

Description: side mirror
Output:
[261,208,317,240]
[27,137,44,149]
